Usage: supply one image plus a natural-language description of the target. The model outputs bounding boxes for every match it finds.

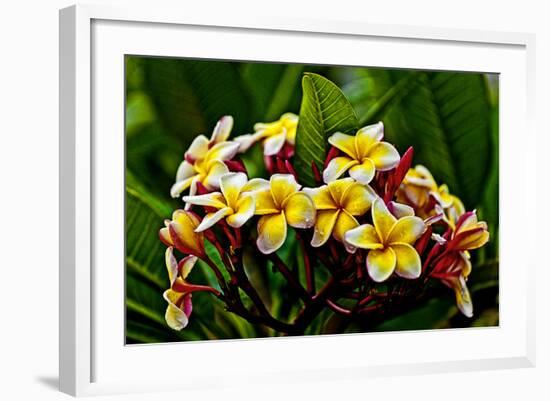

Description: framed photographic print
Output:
[59,4,536,396]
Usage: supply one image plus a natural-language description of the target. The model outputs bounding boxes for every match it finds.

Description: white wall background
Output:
[0,0,547,399]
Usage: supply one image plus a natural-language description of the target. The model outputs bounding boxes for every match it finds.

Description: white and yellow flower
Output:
[171,116,240,198]
[182,172,258,232]
[159,210,205,258]
[323,122,400,184]
[345,198,426,282]
[163,247,219,330]
[432,251,474,318]
[448,211,490,251]
[398,165,461,210]
[234,113,298,156]
[450,252,474,318]
[253,174,315,254]
[303,178,376,251]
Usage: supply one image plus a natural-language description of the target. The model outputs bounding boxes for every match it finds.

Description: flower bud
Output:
[159,210,205,258]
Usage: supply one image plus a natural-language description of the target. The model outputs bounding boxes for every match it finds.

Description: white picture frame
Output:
[59,3,536,397]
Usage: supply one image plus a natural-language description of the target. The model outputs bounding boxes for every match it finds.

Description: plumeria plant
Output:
[158,73,490,335]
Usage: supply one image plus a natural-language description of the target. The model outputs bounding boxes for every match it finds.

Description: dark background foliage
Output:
[125,56,499,344]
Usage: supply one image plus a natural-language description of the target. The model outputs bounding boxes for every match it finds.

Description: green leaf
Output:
[140,57,253,142]
[126,123,185,201]
[345,69,495,209]
[241,63,305,121]
[126,186,170,290]
[372,297,456,332]
[294,73,359,187]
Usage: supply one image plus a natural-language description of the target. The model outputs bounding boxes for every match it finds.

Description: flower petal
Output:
[328,132,358,159]
[170,175,195,198]
[451,228,490,250]
[178,255,198,280]
[458,251,472,277]
[333,211,359,243]
[392,243,422,279]
[387,216,426,245]
[165,247,178,286]
[270,174,300,206]
[254,189,279,215]
[311,210,340,247]
[226,195,255,228]
[263,129,287,156]
[367,142,400,171]
[175,160,196,182]
[454,275,473,318]
[195,207,233,232]
[159,226,173,246]
[349,159,376,184]
[341,182,376,215]
[344,224,383,250]
[220,172,248,208]
[355,122,384,158]
[322,156,358,183]
[434,184,454,208]
[202,160,229,189]
[284,192,316,229]
[256,212,287,254]
[326,177,354,205]
[183,177,200,211]
[242,177,270,193]
[282,113,299,144]
[302,185,337,210]
[205,141,240,163]
[403,184,429,208]
[181,293,193,318]
[456,211,483,233]
[366,247,396,282]
[372,198,397,242]
[182,192,227,209]
[163,289,189,330]
[210,115,233,144]
[387,201,415,218]
[169,210,204,256]
[233,133,258,153]
[185,135,209,162]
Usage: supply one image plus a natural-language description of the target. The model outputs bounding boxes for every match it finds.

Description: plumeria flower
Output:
[431,251,473,317]
[163,247,220,330]
[303,178,376,252]
[234,113,298,156]
[447,211,490,251]
[397,165,458,212]
[253,174,315,254]
[323,122,400,184]
[345,198,426,282]
[170,116,240,199]
[159,210,205,258]
[182,172,257,232]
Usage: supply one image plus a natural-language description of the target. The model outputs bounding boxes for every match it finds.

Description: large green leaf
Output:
[294,73,359,187]
[126,186,170,290]
[140,57,253,141]
[344,69,494,209]
[241,63,305,121]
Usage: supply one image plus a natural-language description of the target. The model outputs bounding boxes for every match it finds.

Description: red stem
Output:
[326,299,353,316]
[268,252,310,302]
[298,235,315,294]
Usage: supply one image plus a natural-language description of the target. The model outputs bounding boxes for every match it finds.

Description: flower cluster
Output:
[159,114,489,331]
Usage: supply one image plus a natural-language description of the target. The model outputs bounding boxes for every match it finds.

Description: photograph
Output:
[125,56,499,344]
